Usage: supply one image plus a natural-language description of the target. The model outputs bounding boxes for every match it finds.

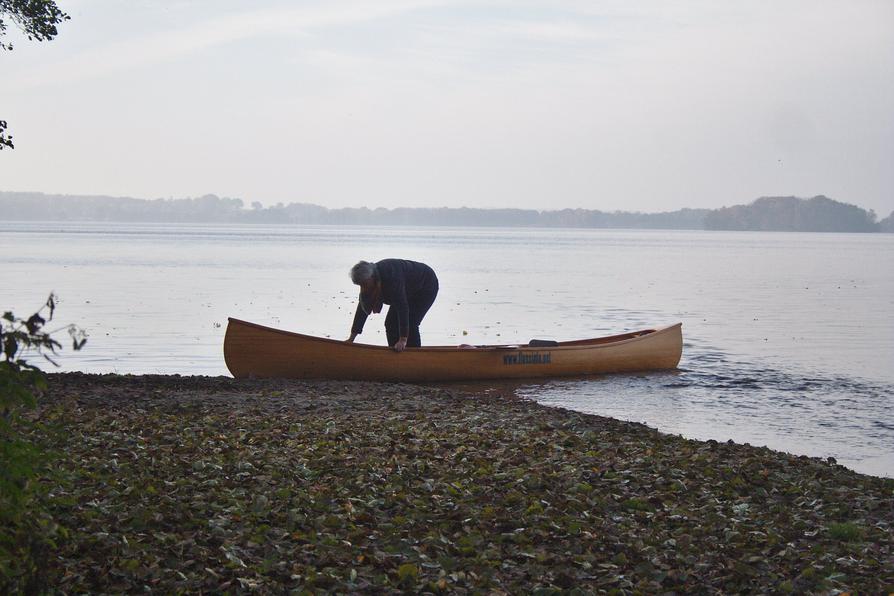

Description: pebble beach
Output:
[22,373,894,593]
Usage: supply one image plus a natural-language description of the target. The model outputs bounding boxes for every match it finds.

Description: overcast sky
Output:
[3,0,893,214]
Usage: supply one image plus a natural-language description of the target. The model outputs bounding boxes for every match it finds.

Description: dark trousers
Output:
[385,281,438,348]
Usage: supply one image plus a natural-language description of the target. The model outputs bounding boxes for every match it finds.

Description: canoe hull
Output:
[223,318,683,382]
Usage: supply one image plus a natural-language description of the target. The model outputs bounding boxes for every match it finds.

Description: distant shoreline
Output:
[1,220,890,236]
[1,191,891,233]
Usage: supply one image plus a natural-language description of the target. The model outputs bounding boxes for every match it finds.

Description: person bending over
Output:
[346,259,439,352]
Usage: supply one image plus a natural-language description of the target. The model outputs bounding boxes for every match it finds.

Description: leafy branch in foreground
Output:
[1,0,70,149]
[0,119,12,150]
[1,293,86,591]
[0,0,69,51]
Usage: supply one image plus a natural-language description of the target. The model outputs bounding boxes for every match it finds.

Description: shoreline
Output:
[19,373,894,592]
[2,192,891,233]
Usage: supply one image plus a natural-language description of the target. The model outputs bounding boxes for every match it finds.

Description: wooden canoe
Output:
[223,317,683,382]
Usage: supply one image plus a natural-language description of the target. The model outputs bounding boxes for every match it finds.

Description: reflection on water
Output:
[1,222,892,477]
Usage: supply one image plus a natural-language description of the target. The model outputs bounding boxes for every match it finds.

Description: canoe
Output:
[223,317,683,382]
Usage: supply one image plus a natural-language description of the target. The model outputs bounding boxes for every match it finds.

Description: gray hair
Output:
[350,260,378,284]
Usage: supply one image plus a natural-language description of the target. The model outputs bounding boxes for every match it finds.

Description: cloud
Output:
[5,0,892,212]
[8,0,449,89]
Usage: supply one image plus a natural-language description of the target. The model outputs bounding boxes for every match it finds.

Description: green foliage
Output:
[1,293,85,592]
[0,0,69,51]
[827,522,865,542]
[1,0,69,150]
[0,119,12,150]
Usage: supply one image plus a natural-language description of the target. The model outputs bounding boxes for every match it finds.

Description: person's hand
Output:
[393,337,408,352]
[346,333,357,343]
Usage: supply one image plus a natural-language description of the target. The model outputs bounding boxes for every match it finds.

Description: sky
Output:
[2,0,893,214]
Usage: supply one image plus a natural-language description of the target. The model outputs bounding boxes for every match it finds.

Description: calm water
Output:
[1,222,892,477]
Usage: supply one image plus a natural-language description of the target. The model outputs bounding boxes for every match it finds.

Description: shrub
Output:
[0,293,86,591]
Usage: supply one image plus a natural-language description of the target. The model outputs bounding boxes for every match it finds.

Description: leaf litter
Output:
[23,372,894,593]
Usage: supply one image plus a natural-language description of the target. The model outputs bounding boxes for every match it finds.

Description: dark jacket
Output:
[351,259,438,338]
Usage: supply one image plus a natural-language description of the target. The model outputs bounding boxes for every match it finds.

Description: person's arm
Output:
[348,299,367,342]
[393,276,410,351]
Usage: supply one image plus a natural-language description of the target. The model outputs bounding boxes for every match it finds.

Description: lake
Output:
[1,221,892,477]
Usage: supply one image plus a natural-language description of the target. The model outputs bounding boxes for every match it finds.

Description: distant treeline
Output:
[0,191,891,232]
[705,196,885,233]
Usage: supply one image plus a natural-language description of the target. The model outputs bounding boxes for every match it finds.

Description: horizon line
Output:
[2,189,883,216]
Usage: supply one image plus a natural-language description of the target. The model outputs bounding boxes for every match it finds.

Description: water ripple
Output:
[519,347,893,478]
